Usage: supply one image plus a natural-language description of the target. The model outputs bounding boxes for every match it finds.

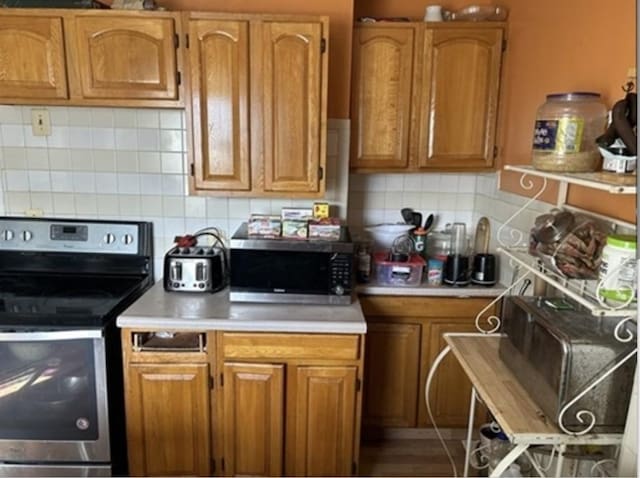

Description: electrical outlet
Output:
[24,208,44,217]
[31,109,51,136]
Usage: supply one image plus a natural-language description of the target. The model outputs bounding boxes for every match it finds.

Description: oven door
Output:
[0,329,109,464]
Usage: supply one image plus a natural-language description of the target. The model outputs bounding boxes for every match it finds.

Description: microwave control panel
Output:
[330,253,353,296]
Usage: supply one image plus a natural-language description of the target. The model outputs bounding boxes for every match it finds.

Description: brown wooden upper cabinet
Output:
[0,8,183,107]
[0,15,68,101]
[351,22,504,173]
[186,13,329,197]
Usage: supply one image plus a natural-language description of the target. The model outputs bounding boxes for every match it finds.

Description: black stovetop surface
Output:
[0,274,150,328]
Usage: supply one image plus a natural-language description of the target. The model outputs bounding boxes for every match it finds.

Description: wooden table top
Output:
[444,333,624,446]
[444,333,562,438]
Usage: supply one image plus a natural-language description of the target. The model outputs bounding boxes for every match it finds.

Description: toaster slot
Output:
[169,261,182,281]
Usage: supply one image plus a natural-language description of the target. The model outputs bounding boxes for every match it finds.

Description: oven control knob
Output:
[76,418,90,430]
[333,284,345,296]
[122,234,134,245]
[1,229,14,241]
[104,233,116,244]
[20,230,33,242]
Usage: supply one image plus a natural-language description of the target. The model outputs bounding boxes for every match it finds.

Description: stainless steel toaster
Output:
[499,296,636,433]
[163,246,226,292]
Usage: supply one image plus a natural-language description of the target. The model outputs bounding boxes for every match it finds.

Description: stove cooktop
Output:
[0,274,149,328]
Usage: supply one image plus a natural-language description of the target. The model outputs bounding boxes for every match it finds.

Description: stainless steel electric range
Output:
[0,217,153,477]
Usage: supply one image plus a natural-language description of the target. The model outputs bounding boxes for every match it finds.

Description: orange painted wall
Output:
[157,0,354,119]
[496,0,636,223]
[355,0,637,223]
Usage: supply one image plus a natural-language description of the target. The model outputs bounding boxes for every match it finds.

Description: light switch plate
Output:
[31,109,51,136]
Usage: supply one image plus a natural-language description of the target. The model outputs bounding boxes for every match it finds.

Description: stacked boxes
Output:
[281,208,313,239]
[247,202,341,240]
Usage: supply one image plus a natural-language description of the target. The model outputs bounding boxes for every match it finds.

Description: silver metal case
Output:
[499,296,636,433]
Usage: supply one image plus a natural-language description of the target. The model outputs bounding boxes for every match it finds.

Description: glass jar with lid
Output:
[531,92,607,172]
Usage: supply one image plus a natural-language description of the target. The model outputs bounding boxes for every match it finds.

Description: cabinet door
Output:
[126,363,211,476]
[71,16,178,100]
[291,366,357,476]
[417,27,503,169]
[350,26,416,170]
[0,16,68,100]
[189,19,251,191]
[261,21,326,193]
[223,362,284,477]
[363,322,421,427]
[423,320,478,427]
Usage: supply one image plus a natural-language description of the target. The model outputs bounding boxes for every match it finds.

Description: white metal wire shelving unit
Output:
[426,165,637,477]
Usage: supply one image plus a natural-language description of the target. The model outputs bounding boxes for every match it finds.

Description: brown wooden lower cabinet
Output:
[217,333,364,477]
[122,329,364,477]
[223,362,285,476]
[122,330,213,477]
[360,295,496,430]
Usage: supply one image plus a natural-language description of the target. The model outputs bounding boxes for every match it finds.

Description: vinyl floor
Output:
[359,429,472,477]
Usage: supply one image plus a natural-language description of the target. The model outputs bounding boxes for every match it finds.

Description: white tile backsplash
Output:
[0,108,351,282]
[1,125,25,147]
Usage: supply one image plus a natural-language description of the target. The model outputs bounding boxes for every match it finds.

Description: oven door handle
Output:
[0,329,104,341]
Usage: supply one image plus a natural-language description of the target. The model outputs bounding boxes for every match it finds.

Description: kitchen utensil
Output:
[424,5,443,21]
[450,223,468,255]
[443,255,471,286]
[474,217,490,254]
[444,223,471,286]
[164,245,226,293]
[426,230,451,260]
[423,213,435,232]
[401,208,414,225]
[448,5,509,21]
[412,212,423,228]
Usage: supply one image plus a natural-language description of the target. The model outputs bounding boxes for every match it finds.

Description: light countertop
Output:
[117,279,507,334]
[117,282,367,334]
[357,279,507,297]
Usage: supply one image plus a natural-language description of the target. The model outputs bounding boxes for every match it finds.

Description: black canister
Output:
[443,254,470,286]
[471,253,497,286]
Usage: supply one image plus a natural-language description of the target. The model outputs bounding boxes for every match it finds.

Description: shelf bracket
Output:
[557,347,637,436]
[474,267,532,333]
[496,172,548,248]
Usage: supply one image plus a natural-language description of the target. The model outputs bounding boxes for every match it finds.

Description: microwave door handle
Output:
[0,329,104,342]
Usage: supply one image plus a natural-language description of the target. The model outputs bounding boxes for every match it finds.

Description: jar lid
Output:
[546,92,601,101]
[606,234,637,249]
[534,211,575,243]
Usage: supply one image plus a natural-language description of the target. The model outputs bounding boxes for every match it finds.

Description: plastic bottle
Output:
[599,234,637,303]
[531,92,607,172]
[412,227,427,259]
[356,243,371,283]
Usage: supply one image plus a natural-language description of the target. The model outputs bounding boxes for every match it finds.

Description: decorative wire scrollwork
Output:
[614,316,636,343]
[590,458,618,477]
[497,173,548,248]
[474,268,532,333]
[557,347,638,435]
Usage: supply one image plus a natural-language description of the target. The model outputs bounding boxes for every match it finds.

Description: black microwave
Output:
[229,223,354,305]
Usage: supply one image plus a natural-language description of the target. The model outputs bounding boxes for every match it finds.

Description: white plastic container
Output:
[531,92,607,172]
[599,234,637,303]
